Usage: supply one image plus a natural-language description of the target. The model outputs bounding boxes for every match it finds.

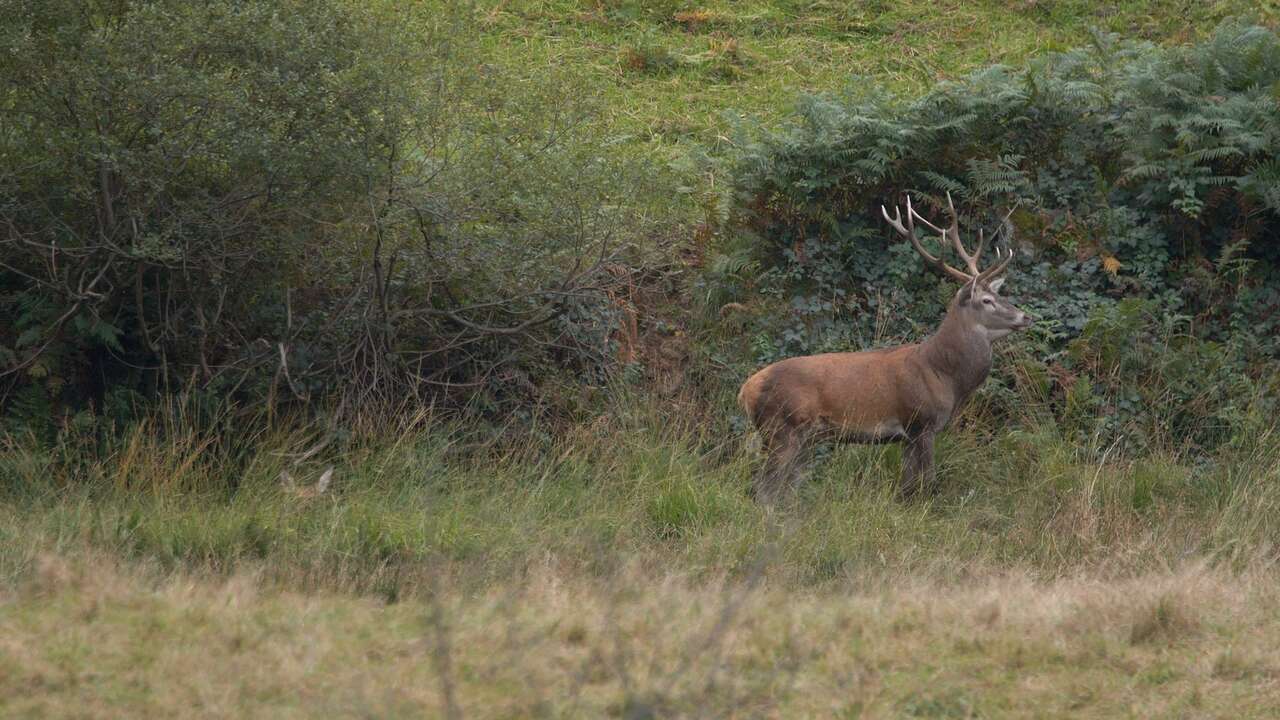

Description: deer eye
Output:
[981,298,994,306]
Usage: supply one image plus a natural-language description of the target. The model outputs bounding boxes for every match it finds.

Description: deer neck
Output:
[919,306,993,399]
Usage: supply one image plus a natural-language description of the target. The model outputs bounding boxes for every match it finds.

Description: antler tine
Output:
[977,246,1015,284]
[975,206,1018,283]
[942,191,983,277]
[880,203,909,237]
[904,196,948,237]
[883,196,973,284]
[886,192,1023,285]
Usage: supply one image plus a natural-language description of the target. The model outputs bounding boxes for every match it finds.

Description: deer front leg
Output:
[900,432,935,499]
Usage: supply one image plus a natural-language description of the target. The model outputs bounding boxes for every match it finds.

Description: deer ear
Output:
[988,277,1005,294]
[957,279,976,303]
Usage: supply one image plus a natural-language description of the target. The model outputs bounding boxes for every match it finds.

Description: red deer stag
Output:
[738,193,1031,501]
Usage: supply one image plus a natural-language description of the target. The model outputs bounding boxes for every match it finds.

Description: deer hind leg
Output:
[900,432,935,500]
[755,423,809,504]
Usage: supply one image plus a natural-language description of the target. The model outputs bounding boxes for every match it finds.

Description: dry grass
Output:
[4,553,1280,718]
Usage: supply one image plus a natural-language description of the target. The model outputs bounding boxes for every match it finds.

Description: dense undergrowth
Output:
[0,0,676,426]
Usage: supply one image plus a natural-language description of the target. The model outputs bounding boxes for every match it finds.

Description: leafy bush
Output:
[0,0,670,430]
[717,20,1280,451]
[1,0,414,415]
[1062,298,1272,451]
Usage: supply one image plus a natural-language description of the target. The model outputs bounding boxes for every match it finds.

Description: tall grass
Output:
[4,390,1280,599]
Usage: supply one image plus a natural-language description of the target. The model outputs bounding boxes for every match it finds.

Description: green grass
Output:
[3,397,1278,594]
[468,0,1270,153]
[4,403,1280,717]
[4,392,1280,716]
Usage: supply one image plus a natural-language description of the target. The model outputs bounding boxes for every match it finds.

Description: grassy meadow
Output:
[5,1,1280,718]
[473,0,1268,150]
[5,396,1280,716]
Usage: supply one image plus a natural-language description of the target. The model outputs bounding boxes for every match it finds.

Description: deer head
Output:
[881,192,1030,339]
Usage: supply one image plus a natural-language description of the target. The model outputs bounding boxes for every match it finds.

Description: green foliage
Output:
[0,0,670,426]
[1063,298,1271,451]
[718,20,1280,452]
[0,0,426,417]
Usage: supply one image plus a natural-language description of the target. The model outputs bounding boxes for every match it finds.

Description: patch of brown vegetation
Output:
[673,9,717,32]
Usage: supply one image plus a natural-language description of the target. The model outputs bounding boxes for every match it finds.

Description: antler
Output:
[880,192,1016,285]
[880,195,972,284]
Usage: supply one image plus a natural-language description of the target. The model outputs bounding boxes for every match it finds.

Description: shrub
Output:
[1,0,416,418]
[717,20,1280,452]
[724,20,1280,352]
[1062,298,1271,451]
[0,0,671,429]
